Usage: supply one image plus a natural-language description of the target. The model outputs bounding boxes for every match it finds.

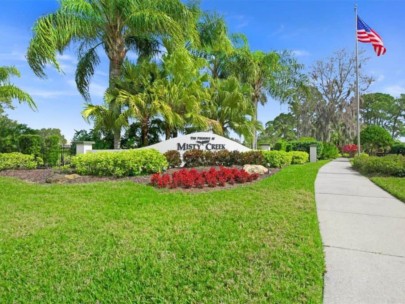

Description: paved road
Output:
[315,158,405,304]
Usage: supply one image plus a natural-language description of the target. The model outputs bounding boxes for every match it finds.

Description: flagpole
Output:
[355,5,361,155]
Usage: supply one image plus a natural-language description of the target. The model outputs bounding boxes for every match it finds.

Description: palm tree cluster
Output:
[27,0,303,149]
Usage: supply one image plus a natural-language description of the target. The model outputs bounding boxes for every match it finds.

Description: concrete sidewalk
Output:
[315,158,405,304]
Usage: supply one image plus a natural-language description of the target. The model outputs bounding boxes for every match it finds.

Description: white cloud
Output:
[0,51,26,62]
[89,83,107,98]
[230,15,249,29]
[28,89,79,99]
[291,50,310,57]
[382,84,404,98]
[56,54,76,63]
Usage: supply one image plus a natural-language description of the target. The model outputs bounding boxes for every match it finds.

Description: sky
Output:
[1,0,404,142]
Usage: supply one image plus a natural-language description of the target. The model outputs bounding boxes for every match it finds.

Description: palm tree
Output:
[0,66,36,110]
[205,77,256,141]
[27,0,198,148]
[232,49,304,149]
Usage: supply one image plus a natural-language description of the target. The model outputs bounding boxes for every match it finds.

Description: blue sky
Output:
[1,0,404,142]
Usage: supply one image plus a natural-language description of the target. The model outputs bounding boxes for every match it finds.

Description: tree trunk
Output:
[252,100,258,149]
[107,30,126,149]
[113,130,121,150]
[141,118,149,147]
[165,125,171,140]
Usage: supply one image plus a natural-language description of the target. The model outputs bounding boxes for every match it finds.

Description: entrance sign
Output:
[145,132,250,155]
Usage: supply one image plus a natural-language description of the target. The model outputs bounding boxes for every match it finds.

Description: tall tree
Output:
[0,66,36,111]
[231,48,304,149]
[361,93,405,138]
[27,0,198,148]
[308,49,373,143]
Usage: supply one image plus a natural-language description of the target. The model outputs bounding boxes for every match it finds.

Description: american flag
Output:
[357,16,386,56]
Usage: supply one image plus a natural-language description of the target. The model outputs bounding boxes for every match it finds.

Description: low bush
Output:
[322,143,339,159]
[352,154,405,177]
[390,143,405,155]
[0,152,43,170]
[164,150,181,168]
[71,149,168,177]
[240,151,264,165]
[288,140,323,159]
[274,140,289,151]
[290,151,309,164]
[183,150,205,167]
[151,167,259,189]
[262,151,292,168]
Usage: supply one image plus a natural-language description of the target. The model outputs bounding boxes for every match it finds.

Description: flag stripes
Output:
[357,16,386,56]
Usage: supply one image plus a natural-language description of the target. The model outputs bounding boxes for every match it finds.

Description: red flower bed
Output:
[150,167,259,189]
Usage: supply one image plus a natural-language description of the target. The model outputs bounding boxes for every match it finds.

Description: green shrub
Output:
[19,134,42,157]
[71,149,168,177]
[212,150,232,166]
[289,151,309,164]
[43,135,60,167]
[390,143,405,155]
[183,150,205,167]
[274,140,288,151]
[164,150,181,168]
[352,154,405,177]
[288,140,323,159]
[321,143,339,159]
[262,151,292,168]
[0,152,43,170]
[360,125,393,155]
[240,151,264,165]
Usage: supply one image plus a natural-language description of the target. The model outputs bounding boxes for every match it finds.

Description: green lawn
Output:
[0,162,326,303]
[371,177,405,203]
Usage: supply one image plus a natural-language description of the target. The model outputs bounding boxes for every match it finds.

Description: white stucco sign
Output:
[145,132,251,155]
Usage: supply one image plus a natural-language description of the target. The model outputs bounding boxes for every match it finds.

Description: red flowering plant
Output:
[342,144,358,157]
[150,167,260,189]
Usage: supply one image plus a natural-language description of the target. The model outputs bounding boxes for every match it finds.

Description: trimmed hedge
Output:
[0,152,43,170]
[262,151,293,168]
[182,149,308,168]
[19,134,42,157]
[164,150,181,168]
[43,135,60,166]
[71,149,168,177]
[287,140,323,159]
[390,143,405,156]
[290,151,309,164]
[352,154,405,177]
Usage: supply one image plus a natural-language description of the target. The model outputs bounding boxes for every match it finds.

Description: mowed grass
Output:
[371,177,405,203]
[0,162,326,303]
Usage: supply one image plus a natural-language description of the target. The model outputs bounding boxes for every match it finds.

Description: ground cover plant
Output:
[0,161,326,303]
[151,167,259,189]
[371,177,405,203]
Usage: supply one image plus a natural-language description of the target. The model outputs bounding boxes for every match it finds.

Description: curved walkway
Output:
[315,158,405,304]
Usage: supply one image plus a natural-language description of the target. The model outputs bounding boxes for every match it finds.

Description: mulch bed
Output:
[0,167,280,192]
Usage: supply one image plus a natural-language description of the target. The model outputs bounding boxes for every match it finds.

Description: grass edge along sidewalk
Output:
[371,177,405,203]
[0,161,327,303]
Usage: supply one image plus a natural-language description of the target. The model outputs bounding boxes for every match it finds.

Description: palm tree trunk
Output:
[252,100,258,149]
[165,125,171,140]
[141,118,149,147]
[113,130,121,150]
[108,36,126,149]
